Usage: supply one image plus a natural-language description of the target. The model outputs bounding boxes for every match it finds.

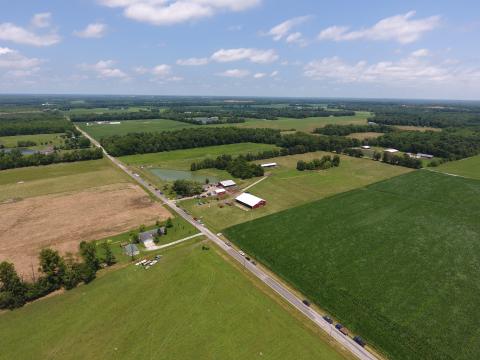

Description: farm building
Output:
[261,162,277,168]
[219,180,236,188]
[123,244,139,257]
[236,193,266,209]
[361,145,371,149]
[215,188,227,196]
[139,228,166,244]
[384,148,399,153]
[417,153,434,159]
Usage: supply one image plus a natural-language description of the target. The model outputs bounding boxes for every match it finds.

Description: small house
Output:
[361,145,371,149]
[124,244,139,256]
[219,180,236,188]
[261,162,277,168]
[384,148,399,153]
[215,188,227,196]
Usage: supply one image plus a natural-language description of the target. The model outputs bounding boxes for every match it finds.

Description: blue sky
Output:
[0,0,479,99]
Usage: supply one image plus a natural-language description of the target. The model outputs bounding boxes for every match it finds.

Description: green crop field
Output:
[0,242,348,360]
[181,152,411,231]
[222,111,370,133]
[78,119,195,140]
[225,170,480,360]
[0,133,65,149]
[0,158,130,201]
[436,155,480,180]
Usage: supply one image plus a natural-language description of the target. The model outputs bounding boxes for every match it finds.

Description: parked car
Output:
[302,299,310,307]
[322,316,333,324]
[225,242,231,247]
[251,261,257,265]
[353,336,366,347]
[335,323,343,330]
[245,256,251,261]
[239,251,245,256]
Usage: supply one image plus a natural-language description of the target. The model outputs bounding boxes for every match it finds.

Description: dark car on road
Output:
[353,336,366,347]
[302,299,310,307]
[322,316,333,324]
[335,324,349,336]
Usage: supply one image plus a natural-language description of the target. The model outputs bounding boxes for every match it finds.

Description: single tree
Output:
[166,217,173,228]
[101,242,116,266]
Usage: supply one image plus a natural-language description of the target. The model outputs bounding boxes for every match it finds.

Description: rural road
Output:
[77,125,379,360]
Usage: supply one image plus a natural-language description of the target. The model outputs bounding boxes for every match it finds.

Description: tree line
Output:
[0,242,115,310]
[100,127,282,157]
[297,155,340,171]
[0,147,103,170]
[314,124,395,136]
[369,109,480,128]
[0,111,74,136]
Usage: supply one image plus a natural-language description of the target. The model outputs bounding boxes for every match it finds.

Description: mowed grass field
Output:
[436,155,480,179]
[0,158,130,202]
[0,133,65,148]
[0,242,348,360]
[225,170,480,360]
[182,152,411,231]
[78,119,195,140]
[120,142,281,169]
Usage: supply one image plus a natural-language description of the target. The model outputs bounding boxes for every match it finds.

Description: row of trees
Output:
[297,155,340,171]
[0,111,74,136]
[0,147,103,170]
[191,154,265,179]
[314,124,394,136]
[0,242,115,310]
[100,127,282,157]
[382,152,423,169]
[368,129,480,160]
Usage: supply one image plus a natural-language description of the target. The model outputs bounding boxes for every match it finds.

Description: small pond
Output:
[0,148,38,155]
[149,168,220,183]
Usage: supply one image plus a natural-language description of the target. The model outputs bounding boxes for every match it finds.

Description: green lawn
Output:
[0,158,131,201]
[78,119,195,140]
[225,170,480,360]
[181,152,411,231]
[436,155,480,179]
[0,242,347,360]
[0,133,65,149]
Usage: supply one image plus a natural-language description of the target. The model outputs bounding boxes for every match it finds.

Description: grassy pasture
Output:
[0,242,347,360]
[0,133,64,148]
[181,152,410,231]
[0,158,130,201]
[393,125,442,132]
[436,155,480,179]
[78,119,195,140]
[346,132,383,140]
[225,170,480,360]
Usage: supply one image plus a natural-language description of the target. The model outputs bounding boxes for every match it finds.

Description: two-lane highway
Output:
[77,125,379,360]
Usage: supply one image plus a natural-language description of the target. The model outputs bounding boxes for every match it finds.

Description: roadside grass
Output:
[78,118,195,140]
[0,158,131,201]
[346,132,383,140]
[436,155,480,179]
[0,133,65,149]
[94,216,199,263]
[225,170,480,360]
[0,242,348,360]
[181,151,411,232]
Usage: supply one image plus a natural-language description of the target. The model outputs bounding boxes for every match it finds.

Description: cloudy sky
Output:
[0,0,479,99]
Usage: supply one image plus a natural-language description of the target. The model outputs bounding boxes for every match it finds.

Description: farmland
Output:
[0,133,65,149]
[436,155,480,179]
[181,151,411,231]
[77,118,195,140]
[0,242,348,360]
[225,170,480,360]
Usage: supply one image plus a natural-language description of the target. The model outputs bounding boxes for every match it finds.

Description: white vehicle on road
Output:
[239,251,245,257]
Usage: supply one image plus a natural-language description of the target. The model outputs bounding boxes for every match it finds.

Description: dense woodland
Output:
[315,124,394,136]
[191,154,264,179]
[0,112,74,136]
[0,147,103,170]
[100,128,282,156]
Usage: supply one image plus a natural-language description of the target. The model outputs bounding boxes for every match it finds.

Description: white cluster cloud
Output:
[134,63,183,81]
[98,0,261,26]
[266,16,309,46]
[0,47,42,78]
[81,60,128,79]
[211,48,278,64]
[219,69,279,79]
[318,11,440,44]
[176,57,209,66]
[74,23,108,38]
[31,13,52,28]
[304,51,454,84]
[0,13,61,46]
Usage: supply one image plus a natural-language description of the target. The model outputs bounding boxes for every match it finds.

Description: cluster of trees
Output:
[0,242,115,310]
[0,112,73,136]
[62,135,91,150]
[382,152,423,169]
[297,155,340,171]
[101,128,281,156]
[172,180,204,197]
[370,109,480,128]
[314,124,394,136]
[0,147,103,170]
[192,154,264,179]
[278,132,360,154]
[369,129,480,160]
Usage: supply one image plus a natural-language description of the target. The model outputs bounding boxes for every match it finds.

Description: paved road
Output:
[77,125,379,360]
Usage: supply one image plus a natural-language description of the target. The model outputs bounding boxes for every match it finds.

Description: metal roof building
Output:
[235,193,266,209]
[219,180,236,188]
